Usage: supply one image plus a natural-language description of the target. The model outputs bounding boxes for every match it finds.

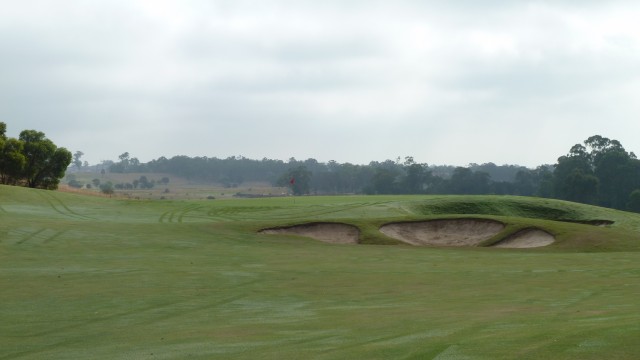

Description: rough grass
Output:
[2,186,640,359]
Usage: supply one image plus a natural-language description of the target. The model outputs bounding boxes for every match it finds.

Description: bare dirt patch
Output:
[492,228,555,248]
[379,219,505,247]
[259,223,360,244]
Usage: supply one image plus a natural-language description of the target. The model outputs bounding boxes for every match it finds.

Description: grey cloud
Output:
[2,1,640,166]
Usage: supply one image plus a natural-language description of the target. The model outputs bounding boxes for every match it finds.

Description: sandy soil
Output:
[259,223,360,244]
[379,219,505,247]
[491,228,555,248]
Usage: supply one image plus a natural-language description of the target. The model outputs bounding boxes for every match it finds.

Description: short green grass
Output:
[2,185,640,359]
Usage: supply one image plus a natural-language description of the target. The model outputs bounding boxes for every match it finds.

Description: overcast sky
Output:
[2,1,640,167]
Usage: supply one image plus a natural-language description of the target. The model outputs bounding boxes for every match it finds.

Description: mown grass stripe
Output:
[42,230,67,244]
[41,191,93,220]
[36,191,89,221]
[15,228,47,245]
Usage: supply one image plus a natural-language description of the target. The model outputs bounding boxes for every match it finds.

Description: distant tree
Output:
[563,169,599,204]
[369,168,398,194]
[401,157,430,194]
[139,176,149,189]
[554,135,640,209]
[587,137,640,209]
[68,179,83,188]
[534,166,555,198]
[133,179,140,189]
[100,181,114,195]
[554,144,594,202]
[73,151,84,169]
[491,181,515,195]
[447,167,490,195]
[278,166,312,195]
[469,162,528,182]
[110,152,131,173]
[627,189,640,212]
[513,170,535,196]
[92,178,100,187]
[138,175,154,189]
[119,152,130,163]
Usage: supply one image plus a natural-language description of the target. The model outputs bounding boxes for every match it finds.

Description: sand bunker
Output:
[259,223,359,244]
[492,228,555,248]
[379,219,505,247]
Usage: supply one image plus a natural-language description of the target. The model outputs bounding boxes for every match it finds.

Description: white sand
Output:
[260,223,359,244]
[492,228,555,248]
[379,219,505,247]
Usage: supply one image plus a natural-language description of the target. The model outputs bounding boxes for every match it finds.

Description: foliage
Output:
[109,152,141,173]
[73,151,84,169]
[138,175,154,189]
[278,165,312,195]
[0,137,27,185]
[67,175,83,188]
[99,181,114,195]
[553,135,640,210]
[627,189,640,212]
[0,122,72,189]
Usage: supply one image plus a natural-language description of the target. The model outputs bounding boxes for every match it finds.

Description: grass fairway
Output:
[2,185,640,359]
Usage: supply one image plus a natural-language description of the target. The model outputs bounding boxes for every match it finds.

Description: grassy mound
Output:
[408,196,608,222]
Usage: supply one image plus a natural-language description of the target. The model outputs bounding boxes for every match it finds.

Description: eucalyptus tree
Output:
[554,135,640,209]
[19,130,72,189]
[0,123,71,189]
[0,137,26,185]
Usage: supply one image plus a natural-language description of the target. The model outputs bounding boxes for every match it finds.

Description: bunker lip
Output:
[259,222,360,244]
[491,228,555,248]
[379,218,505,247]
[559,219,615,227]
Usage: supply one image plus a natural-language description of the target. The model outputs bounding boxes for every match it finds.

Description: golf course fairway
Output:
[2,185,640,359]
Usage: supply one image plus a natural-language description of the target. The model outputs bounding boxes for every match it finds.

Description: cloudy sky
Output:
[2,0,640,167]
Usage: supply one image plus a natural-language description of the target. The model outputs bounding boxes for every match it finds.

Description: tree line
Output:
[4,120,635,212]
[100,134,640,211]
[105,153,531,192]
[0,122,71,189]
